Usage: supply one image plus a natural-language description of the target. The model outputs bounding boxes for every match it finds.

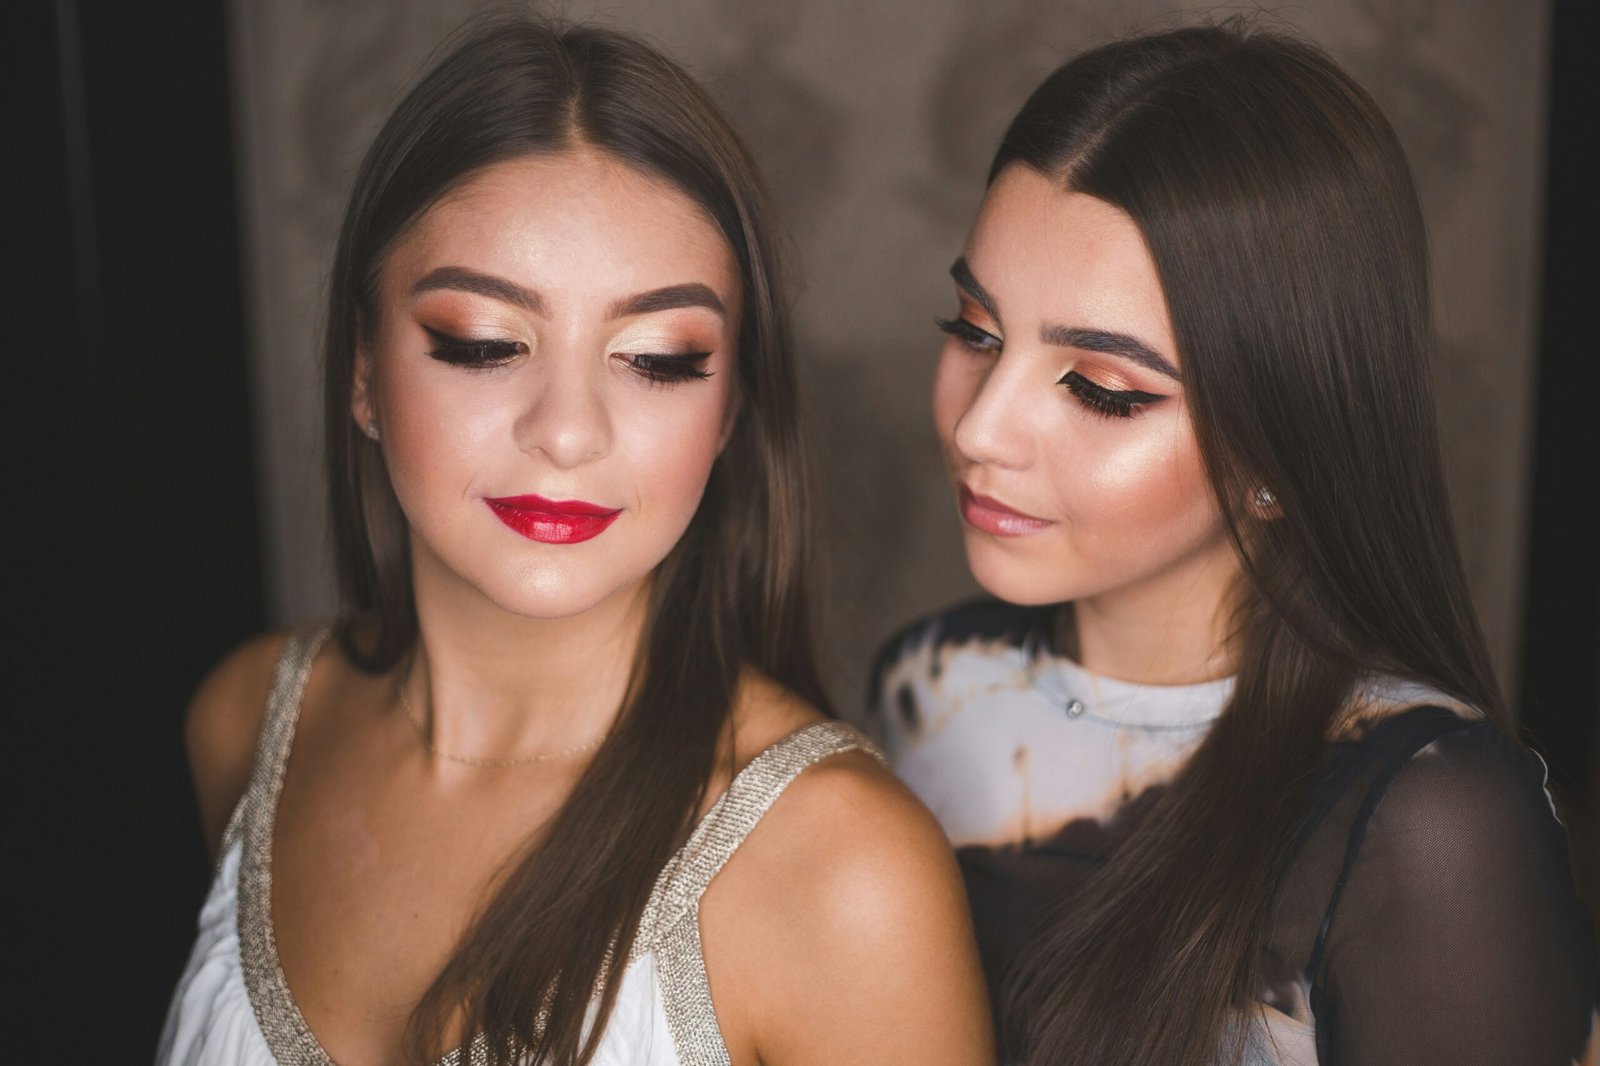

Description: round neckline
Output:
[1020,628,1234,730]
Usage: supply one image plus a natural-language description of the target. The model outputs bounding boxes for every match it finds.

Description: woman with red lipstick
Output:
[160,16,990,1066]
[870,21,1597,1066]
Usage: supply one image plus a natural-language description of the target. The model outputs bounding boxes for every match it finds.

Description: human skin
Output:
[187,149,993,1064]
[357,150,741,637]
[349,149,742,761]
[933,166,1242,685]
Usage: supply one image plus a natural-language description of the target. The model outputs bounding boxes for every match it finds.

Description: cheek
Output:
[1050,407,1217,541]
[613,384,733,518]
[376,359,509,501]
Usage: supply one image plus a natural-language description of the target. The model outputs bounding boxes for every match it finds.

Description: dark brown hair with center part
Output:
[992,21,1503,1065]
[323,15,821,1064]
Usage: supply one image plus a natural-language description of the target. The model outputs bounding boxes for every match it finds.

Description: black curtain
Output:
[1520,0,1599,837]
[8,2,265,1059]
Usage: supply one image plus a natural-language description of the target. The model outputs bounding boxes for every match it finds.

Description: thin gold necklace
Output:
[396,672,608,768]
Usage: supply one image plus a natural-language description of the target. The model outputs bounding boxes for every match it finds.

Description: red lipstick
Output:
[485,494,621,544]
[959,484,1053,537]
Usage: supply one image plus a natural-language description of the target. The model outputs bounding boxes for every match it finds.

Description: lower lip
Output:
[485,497,621,544]
[960,486,1053,537]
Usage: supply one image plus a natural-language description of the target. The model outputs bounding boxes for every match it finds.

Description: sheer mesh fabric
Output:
[1273,712,1599,1064]
[869,602,1599,1064]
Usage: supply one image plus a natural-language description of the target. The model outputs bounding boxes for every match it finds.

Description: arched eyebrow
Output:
[608,282,724,319]
[951,257,1180,382]
[413,267,544,313]
[410,268,724,321]
[1042,325,1181,381]
[950,257,1001,323]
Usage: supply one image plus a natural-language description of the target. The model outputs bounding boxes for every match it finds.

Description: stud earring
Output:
[1253,486,1276,509]
[363,420,380,441]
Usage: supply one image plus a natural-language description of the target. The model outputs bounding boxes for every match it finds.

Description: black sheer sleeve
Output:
[1311,722,1598,1064]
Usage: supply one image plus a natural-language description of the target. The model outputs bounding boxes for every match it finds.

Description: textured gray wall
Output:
[229,0,1548,707]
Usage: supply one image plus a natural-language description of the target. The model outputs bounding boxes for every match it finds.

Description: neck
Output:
[1071,536,1239,686]
[404,542,647,766]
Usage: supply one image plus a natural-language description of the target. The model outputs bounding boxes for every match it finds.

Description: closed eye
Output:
[1059,370,1166,419]
[422,326,526,368]
[936,316,1001,354]
[623,352,713,385]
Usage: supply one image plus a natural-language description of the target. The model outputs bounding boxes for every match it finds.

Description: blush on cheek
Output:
[378,374,509,515]
[1089,436,1190,495]
[1072,410,1207,514]
[1084,451,1223,580]
[612,385,732,523]
[644,424,725,515]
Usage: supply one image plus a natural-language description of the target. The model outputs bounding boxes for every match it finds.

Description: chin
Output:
[963,540,1075,607]
[480,559,647,621]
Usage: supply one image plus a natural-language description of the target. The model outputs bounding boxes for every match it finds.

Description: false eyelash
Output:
[935,316,1001,353]
[422,326,526,368]
[1059,370,1164,419]
[627,352,713,385]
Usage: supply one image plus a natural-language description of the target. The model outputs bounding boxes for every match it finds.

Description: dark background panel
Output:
[1520,0,1600,933]
[9,1,265,1059]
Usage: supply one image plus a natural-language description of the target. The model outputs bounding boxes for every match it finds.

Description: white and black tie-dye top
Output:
[869,600,1598,1065]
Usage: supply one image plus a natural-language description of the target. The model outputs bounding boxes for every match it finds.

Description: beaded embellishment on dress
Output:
[633,720,883,1065]
[229,627,883,1066]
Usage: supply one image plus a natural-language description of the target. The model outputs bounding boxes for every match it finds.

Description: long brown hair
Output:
[322,15,822,1064]
[994,21,1505,1064]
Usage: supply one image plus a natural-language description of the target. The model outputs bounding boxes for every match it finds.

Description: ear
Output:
[351,334,378,440]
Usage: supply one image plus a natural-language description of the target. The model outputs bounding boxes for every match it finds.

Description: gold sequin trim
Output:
[633,721,887,1065]
[234,631,883,1065]
[235,626,342,1065]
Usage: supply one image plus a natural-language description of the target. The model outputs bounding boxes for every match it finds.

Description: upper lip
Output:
[960,484,1048,523]
[484,494,620,516]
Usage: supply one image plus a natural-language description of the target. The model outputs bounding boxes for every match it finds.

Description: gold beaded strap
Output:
[232,627,494,1066]
[234,625,344,1065]
[634,721,886,1066]
[216,627,328,861]
[232,644,879,1066]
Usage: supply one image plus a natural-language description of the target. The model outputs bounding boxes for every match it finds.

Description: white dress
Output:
[159,628,879,1066]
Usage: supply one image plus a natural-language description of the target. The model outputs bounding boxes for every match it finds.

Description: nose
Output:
[951,353,1034,471]
[512,350,612,469]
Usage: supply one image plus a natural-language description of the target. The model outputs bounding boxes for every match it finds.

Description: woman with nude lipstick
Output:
[159,16,989,1066]
[871,20,1597,1066]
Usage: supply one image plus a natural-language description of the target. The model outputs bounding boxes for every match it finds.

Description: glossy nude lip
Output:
[484,494,622,544]
[959,484,1054,537]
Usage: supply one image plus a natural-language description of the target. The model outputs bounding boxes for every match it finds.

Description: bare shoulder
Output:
[184,630,292,857]
[726,670,958,891]
[724,667,966,903]
[761,744,955,876]
[705,672,994,1063]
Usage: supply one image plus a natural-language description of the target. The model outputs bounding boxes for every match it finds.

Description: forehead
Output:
[966,167,1174,358]
[385,149,741,305]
